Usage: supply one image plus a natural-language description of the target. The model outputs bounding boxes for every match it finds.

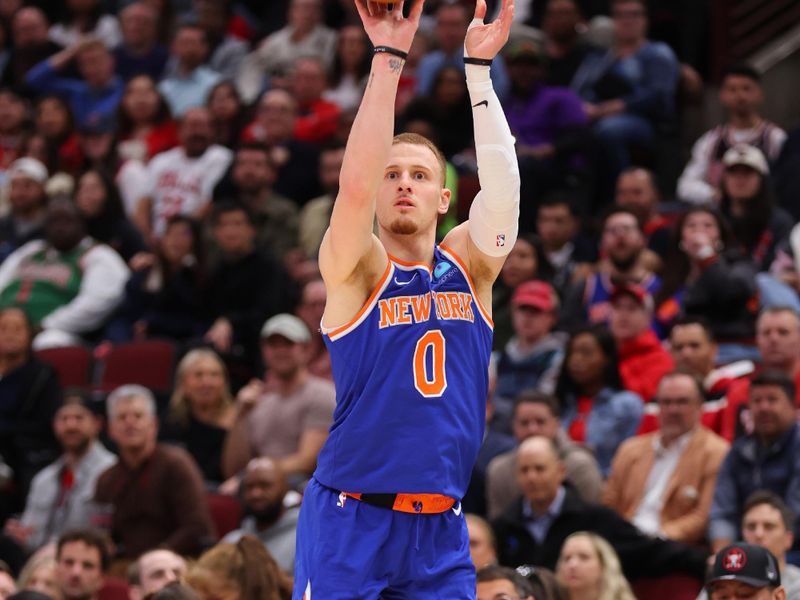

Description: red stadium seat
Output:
[631,574,703,600]
[98,340,177,393]
[35,346,93,388]
[207,492,243,538]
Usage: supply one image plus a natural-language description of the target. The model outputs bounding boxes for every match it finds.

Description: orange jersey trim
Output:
[344,492,456,514]
[326,260,393,340]
[387,253,433,275]
[438,243,494,328]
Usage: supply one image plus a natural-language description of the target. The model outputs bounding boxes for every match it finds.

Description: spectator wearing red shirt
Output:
[288,56,341,144]
[721,307,800,441]
[609,283,673,402]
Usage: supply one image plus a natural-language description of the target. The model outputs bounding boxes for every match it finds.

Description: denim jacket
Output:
[560,387,643,476]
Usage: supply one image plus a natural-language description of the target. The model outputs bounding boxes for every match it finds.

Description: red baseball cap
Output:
[512,281,558,312]
[610,283,653,312]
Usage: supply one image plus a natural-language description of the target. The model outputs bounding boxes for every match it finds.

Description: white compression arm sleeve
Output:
[464,40,520,258]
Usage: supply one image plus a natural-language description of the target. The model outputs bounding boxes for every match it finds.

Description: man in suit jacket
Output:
[603,370,730,545]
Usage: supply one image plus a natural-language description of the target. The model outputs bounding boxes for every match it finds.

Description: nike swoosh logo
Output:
[394,273,417,286]
[472,100,488,109]
[452,503,462,516]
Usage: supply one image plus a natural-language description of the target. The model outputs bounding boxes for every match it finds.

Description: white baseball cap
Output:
[722,144,769,175]
[8,157,49,185]
[260,313,311,343]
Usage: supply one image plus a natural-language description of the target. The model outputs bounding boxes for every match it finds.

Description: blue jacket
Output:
[560,387,643,476]
[709,423,800,545]
[25,61,124,127]
[571,41,679,124]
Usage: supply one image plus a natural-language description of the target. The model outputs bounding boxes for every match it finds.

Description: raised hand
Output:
[465,0,515,60]
[354,0,425,53]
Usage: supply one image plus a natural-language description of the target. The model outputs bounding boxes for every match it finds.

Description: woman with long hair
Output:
[117,75,178,161]
[654,205,758,362]
[324,25,371,112]
[74,168,145,262]
[107,216,207,343]
[206,80,247,148]
[719,145,792,272]
[555,325,642,475]
[557,532,635,600]
[186,536,293,600]
[16,555,60,599]
[34,95,82,175]
[162,348,236,483]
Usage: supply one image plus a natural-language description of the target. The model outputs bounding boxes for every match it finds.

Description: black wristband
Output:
[464,57,493,66]
[374,46,408,60]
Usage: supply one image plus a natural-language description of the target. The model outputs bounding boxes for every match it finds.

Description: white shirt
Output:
[145,145,233,237]
[632,429,694,536]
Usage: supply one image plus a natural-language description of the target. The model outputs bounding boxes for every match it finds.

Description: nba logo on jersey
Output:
[337,492,347,508]
[496,234,506,247]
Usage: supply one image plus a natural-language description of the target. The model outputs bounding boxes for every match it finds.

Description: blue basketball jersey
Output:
[314,244,493,500]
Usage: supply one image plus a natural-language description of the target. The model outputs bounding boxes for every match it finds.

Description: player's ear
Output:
[438,187,451,215]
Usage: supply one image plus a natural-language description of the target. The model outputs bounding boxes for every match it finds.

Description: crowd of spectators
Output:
[0,0,797,598]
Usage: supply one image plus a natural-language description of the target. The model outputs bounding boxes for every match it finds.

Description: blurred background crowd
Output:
[0,0,799,598]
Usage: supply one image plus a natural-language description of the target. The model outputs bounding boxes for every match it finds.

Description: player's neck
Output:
[379,230,436,267]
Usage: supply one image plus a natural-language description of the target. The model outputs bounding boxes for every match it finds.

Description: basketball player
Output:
[293,0,518,597]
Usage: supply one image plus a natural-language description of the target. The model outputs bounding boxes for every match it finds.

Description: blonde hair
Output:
[168,349,233,425]
[17,555,59,598]
[392,132,447,185]
[186,537,292,600]
[556,532,635,600]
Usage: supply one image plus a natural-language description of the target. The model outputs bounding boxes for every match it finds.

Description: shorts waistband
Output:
[343,492,456,514]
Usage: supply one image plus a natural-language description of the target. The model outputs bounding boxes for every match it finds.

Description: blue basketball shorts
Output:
[293,477,476,599]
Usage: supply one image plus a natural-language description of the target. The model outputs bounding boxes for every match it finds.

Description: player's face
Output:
[742,504,793,563]
[708,581,780,600]
[670,324,716,376]
[376,143,449,238]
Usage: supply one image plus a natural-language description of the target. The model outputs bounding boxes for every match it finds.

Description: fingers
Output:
[354,0,369,21]
[474,0,487,21]
[408,0,425,22]
[498,0,515,27]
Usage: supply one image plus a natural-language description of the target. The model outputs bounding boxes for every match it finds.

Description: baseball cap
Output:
[8,157,48,184]
[260,313,311,343]
[707,543,781,589]
[609,283,654,312]
[722,144,769,175]
[512,280,558,312]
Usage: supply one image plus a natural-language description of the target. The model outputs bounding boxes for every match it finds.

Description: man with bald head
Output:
[222,457,298,573]
[492,436,708,578]
[135,107,233,241]
[129,549,187,600]
[2,7,62,88]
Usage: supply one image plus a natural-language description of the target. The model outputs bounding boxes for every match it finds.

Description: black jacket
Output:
[492,486,708,581]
